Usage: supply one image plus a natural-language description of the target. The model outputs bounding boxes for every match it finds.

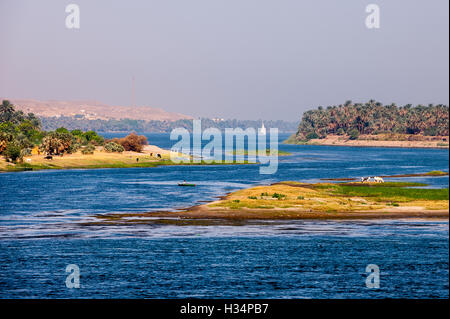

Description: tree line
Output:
[40,117,298,133]
[294,100,449,141]
[0,100,148,162]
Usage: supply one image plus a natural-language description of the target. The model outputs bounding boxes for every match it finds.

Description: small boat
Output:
[178,183,196,187]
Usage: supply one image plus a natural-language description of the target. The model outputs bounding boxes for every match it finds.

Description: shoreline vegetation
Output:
[285,100,449,149]
[0,100,260,172]
[91,174,449,225]
[0,146,258,172]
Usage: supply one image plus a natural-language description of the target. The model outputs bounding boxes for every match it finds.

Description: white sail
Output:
[259,122,266,135]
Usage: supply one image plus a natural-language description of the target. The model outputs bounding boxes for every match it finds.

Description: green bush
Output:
[348,128,360,140]
[297,195,305,200]
[4,142,22,162]
[55,127,70,134]
[306,132,319,140]
[20,148,32,157]
[83,130,104,146]
[423,127,438,136]
[248,196,257,199]
[70,143,82,153]
[104,142,125,153]
[272,193,287,200]
[81,144,95,155]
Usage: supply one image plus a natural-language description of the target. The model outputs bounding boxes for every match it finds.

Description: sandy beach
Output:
[285,134,449,149]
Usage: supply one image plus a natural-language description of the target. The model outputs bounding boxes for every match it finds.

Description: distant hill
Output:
[289,100,449,142]
[3,99,192,121]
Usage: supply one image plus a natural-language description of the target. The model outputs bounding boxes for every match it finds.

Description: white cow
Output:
[361,177,372,183]
[373,176,384,183]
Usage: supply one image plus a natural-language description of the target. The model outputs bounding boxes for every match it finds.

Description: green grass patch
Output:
[425,170,448,176]
[335,185,449,201]
[341,182,427,187]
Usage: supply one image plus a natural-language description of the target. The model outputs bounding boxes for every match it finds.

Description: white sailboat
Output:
[258,122,266,135]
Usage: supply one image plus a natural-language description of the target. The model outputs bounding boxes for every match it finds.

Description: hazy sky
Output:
[1,0,448,120]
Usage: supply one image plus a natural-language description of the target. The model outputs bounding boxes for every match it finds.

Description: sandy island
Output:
[91,178,449,225]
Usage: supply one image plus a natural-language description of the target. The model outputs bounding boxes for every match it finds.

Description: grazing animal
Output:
[374,176,384,183]
[44,155,53,160]
[361,177,371,183]
[157,153,162,158]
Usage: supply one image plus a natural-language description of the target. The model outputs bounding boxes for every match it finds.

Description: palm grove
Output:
[293,100,449,141]
[0,100,147,163]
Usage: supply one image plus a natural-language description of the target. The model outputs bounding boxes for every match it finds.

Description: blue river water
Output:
[0,133,448,298]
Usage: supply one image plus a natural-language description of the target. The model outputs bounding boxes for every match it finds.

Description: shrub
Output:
[81,144,95,155]
[423,127,438,136]
[348,128,360,140]
[20,148,32,157]
[104,142,124,153]
[4,142,22,162]
[272,193,287,200]
[69,143,82,153]
[248,196,257,199]
[40,132,73,155]
[111,133,148,152]
[55,127,70,134]
[232,199,240,203]
[83,130,104,146]
[306,132,319,140]
[297,195,305,200]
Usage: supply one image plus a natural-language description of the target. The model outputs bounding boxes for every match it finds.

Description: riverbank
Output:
[92,181,449,225]
[284,134,449,149]
[0,144,255,172]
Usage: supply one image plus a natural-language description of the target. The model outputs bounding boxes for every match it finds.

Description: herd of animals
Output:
[360,176,385,183]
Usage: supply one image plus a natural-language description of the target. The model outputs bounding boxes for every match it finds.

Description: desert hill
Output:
[3,98,192,121]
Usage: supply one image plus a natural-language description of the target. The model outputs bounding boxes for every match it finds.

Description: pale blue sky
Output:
[1,0,448,120]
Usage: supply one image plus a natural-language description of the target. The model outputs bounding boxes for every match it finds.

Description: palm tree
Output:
[0,100,15,122]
